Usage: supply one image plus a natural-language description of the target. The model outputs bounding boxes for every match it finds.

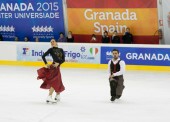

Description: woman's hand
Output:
[46,64,50,69]
[53,63,59,67]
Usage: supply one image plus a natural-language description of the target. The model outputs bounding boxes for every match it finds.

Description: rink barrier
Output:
[0,60,170,71]
[0,42,170,71]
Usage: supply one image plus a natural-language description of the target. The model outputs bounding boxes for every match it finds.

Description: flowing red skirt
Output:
[37,65,65,93]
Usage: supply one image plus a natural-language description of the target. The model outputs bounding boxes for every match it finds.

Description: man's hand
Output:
[109,73,114,80]
[111,73,114,77]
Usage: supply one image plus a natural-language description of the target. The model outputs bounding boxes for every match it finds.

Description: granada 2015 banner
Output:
[0,0,65,42]
[67,0,158,44]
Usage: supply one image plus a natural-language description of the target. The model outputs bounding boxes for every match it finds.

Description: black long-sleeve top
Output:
[122,33,133,44]
[42,47,65,65]
[102,36,110,43]
[111,36,120,43]
[67,36,74,43]
[0,34,3,41]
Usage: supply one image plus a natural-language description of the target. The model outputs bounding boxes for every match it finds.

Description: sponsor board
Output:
[17,44,100,64]
[101,46,170,66]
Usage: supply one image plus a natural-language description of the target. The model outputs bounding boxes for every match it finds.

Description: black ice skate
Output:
[115,95,121,99]
[110,96,116,102]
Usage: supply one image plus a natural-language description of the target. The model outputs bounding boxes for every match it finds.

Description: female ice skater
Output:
[37,39,65,103]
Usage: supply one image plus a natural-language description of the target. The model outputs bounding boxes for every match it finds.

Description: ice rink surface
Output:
[0,65,170,122]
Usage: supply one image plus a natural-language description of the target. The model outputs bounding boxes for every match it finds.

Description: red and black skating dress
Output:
[37,47,65,93]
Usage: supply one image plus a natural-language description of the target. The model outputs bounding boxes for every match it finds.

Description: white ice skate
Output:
[46,95,57,104]
[55,94,60,102]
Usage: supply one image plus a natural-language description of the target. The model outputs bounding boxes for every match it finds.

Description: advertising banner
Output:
[0,0,65,42]
[162,0,170,44]
[61,44,100,64]
[101,46,170,66]
[17,44,52,61]
[17,43,100,64]
[67,0,158,44]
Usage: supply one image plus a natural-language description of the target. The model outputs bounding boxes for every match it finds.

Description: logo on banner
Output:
[0,25,15,32]
[89,48,98,56]
[17,46,53,61]
[82,47,99,59]
[0,25,15,39]
[64,46,100,62]
[106,51,113,60]
[100,47,115,64]
[32,26,53,32]
[126,53,170,61]
[22,47,50,57]
[32,25,54,39]
[64,51,81,59]
[80,46,86,52]
[22,47,30,56]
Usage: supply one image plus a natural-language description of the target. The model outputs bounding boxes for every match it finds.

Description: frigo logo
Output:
[64,51,81,59]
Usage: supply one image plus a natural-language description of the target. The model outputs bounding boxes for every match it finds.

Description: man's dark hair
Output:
[112,49,119,54]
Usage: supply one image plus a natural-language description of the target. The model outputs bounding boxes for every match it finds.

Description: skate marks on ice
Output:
[0,66,170,122]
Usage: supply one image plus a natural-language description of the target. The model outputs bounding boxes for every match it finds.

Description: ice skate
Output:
[46,95,57,104]
[115,95,121,99]
[110,96,116,102]
[55,94,60,102]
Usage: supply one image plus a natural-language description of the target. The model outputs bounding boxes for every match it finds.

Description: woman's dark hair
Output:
[51,38,57,41]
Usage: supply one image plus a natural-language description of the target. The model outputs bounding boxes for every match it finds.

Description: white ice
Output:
[0,65,170,122]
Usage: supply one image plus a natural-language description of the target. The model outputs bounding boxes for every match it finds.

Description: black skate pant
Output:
[109,76,125,97]
[110,81,118,97]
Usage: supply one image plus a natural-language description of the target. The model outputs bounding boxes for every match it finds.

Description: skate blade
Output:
[46,100,57,104]
[54,99,60,102]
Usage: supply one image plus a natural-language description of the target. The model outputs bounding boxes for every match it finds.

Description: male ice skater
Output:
[108,49,125,101]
